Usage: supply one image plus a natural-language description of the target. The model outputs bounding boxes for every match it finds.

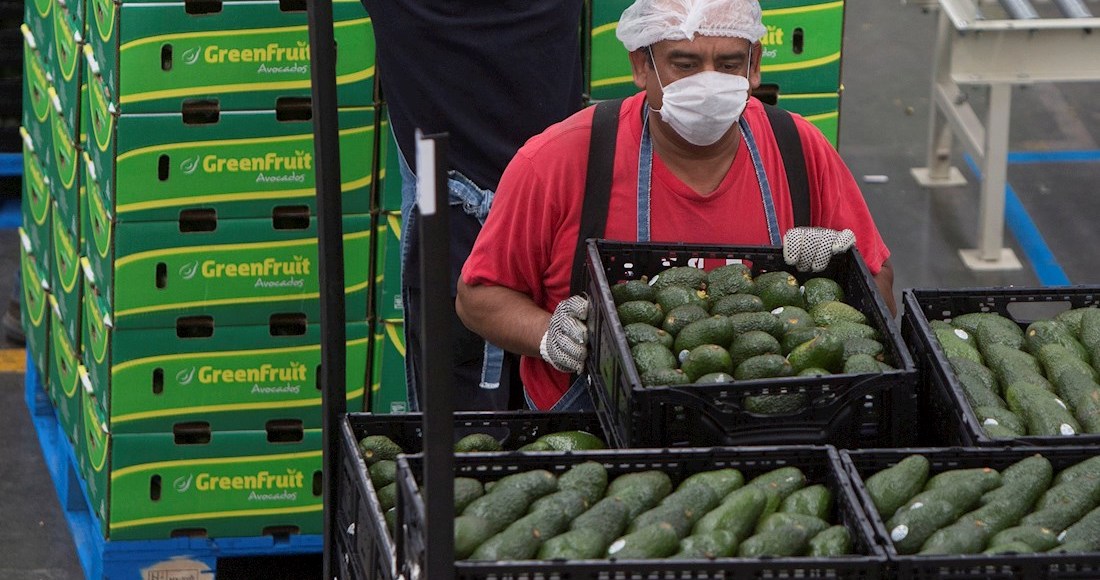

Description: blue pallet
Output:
[0,153,20,176]
[23,353,323,580]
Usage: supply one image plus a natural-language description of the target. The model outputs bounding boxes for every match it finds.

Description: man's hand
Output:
[783,227,856,272]
[539,295,589,373]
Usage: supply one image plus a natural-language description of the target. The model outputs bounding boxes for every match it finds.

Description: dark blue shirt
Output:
[361,0,586,191]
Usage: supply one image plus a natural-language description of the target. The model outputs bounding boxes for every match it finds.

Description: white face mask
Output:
[649,49,751,146]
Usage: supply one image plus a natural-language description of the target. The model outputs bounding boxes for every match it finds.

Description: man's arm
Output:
[874,258,897,317]
[456,279,550,357]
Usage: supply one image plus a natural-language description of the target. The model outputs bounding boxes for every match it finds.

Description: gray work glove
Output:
[539,295,589,373]
[783,226,856,272]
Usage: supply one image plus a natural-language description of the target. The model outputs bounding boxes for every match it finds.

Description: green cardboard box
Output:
[48,294,83,447]
[756,0,845,94]
[50,203,83,348]
[80,403,324,540]
[24,0,52,55]
[21,133,53,273]
[82,203,372,329]
[777,91,840,147]
[20,229,52,382]
[82,274,370,433]
[375,108,403,212]
[82,81,377,221]
[47,1,82,145]
[369,318,407,414]
[372,211,402,321]
[58,0,85,39]
[85,0,376,114]
[48,85,81,238]
[588,0,844,100]
[22,25,53,164]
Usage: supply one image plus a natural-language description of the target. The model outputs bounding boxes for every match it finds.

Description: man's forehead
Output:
[653,36,751,56]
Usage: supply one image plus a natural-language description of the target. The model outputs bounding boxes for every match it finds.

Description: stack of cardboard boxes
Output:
[23,0,383,541]
[367,108,407,414]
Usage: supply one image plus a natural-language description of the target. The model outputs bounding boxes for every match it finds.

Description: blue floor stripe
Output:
[964,155,1070,286]
[1007,150,1100,164]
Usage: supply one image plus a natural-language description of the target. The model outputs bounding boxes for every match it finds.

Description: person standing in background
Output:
[361,0,586,410]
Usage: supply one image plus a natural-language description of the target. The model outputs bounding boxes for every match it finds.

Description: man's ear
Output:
[628,49,650,90]
[749,41,763,89]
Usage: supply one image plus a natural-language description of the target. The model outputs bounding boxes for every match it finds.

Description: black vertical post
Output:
[306,2,346,579]
[415,130,455,580]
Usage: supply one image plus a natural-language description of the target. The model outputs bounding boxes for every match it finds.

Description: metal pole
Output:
[306,1,347,578]
[415,130,455,580]
[1052,0,1093,18]
[998,0,1040,19]
[978,83,1012,262]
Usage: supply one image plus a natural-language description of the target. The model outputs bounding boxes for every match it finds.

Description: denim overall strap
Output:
[739,116,782,246]
[636,111,653,242]
[637,116,781,246]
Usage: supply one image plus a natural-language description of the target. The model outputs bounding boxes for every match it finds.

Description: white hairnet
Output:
[615,0,767,52]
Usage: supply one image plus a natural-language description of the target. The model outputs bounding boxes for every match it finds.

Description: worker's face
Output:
[629,36,761,111]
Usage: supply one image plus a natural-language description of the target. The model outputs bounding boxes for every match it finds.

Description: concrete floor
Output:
[3,0,1100,577]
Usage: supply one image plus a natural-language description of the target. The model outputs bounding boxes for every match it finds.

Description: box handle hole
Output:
[155,262,168,289]
[179,208,217,232]
[272,205,310,230]
[182,99,220,124]
[150,475,162,501]
[792,27,804,55]
[153,368,164,394]
[184,0,221,15]
[173,421,211,444]
[161,44,173,71]
[270,313,306,336]
[275,97,312,122]
[177,316,214,339]
[266,419,303,442]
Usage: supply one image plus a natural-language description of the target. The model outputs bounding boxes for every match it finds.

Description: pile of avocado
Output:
[357,430,606,535]
[610,264,895,411]
[930,308,1100,437]
[864,453,1100,555]
[410,461,854,561]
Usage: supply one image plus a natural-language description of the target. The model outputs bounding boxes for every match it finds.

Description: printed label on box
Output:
[88,0,375,113]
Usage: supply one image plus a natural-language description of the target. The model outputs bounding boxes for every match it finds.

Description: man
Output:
[362,0,585,410]
[456,0,895,411]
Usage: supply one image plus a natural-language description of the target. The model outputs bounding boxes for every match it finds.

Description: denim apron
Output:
[532,112,781,411]
[395,133,506,412]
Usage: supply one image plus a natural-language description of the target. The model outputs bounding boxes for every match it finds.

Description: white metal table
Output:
[911,0,1100,270]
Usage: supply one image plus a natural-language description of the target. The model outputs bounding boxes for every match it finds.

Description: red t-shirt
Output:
[462,92,890,410]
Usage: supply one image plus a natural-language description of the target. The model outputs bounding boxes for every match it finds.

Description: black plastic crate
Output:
[584,239,916,449]
[841,446,1100,579]
[396,445,887,579]
[338,411,609,580]
[901,286,1100,447]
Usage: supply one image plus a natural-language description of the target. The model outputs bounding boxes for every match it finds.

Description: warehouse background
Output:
[2,0,1099,577]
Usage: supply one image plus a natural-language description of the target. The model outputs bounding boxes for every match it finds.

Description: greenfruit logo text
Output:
[188,41,311,74]
[198,150,313,184]
[174,468,306,493]
[183,361,308,385]
[197,255,311,279]
[759,25,784,58]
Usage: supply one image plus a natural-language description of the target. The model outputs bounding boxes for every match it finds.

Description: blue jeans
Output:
[395,141,506,412]
[524,374,595,411]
